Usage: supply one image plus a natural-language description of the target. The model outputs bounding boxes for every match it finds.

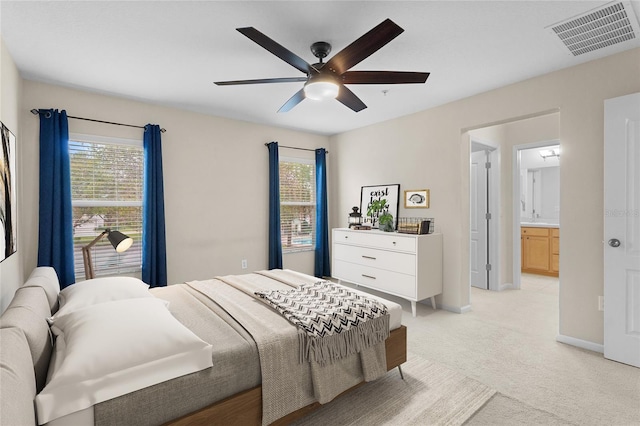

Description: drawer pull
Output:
[362,274,377,280]
[344,236,348,239]
[392,241,396,245]
[362,255,376,260]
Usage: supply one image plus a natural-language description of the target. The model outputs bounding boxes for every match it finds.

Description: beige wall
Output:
[4,40,639,347]
[0,37,23,313]
[15,80,329,302]
[330,48,640,345]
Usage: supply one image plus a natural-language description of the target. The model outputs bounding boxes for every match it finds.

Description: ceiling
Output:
[2,1,639,136]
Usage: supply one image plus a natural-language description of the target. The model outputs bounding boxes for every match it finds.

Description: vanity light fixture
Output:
[539,148,560,160]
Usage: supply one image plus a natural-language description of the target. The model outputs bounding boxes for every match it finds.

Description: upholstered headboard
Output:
[0,267,60,425]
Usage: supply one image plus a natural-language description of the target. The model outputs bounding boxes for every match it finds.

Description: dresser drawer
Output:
[333,259,416,299]
[333,243,416,275]
[333,230,416,252]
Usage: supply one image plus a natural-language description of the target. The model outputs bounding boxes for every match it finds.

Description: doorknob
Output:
[608,238,621,248]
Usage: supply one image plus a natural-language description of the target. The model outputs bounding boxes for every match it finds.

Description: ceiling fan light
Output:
[304,81,339,101]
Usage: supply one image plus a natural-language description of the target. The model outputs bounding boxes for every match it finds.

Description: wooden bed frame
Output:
[166,325,407,426]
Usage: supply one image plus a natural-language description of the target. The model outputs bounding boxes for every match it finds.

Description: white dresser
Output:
[331,228,443,317]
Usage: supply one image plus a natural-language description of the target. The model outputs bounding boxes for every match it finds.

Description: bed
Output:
[0,267,407,426]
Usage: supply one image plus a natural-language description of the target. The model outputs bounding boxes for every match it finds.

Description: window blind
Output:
[69,136,143,278]
[279,157,316,253]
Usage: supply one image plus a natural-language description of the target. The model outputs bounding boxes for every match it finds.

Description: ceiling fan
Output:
[214,19,430,113]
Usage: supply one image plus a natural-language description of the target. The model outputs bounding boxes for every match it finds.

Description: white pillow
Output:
[36,298,213,425]
[53,276,152,319]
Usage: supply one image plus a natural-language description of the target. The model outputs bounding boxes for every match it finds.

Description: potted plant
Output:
[367,198,395,232]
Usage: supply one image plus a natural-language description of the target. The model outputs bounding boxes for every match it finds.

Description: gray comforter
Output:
[94,283,261,426]
[188,269,387,425]
[94,270,386,426]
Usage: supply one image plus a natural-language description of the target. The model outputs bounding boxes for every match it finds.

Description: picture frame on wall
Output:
[1,121,17,263]
[404,189,430,208]
[360,184,400,229]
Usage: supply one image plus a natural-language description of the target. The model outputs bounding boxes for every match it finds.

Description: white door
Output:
[604,92,640,368]
[470,150,488,289]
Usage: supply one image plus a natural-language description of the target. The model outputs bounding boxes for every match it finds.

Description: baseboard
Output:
[556,334,604,353]
[459,304,472,313]
[498,283,514,291]
[439,304,472,314]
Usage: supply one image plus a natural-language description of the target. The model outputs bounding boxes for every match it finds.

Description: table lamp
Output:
[81,229,133,280]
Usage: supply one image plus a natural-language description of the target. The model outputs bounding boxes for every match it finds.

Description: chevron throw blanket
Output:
[255,281,390,366]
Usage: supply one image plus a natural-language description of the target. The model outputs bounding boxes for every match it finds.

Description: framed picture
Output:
[1,121,17,263]
[360,184,400,229]
[404,189,430,208]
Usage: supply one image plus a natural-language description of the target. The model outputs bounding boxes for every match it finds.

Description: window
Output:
[279,157,315,253]
[69,134,143,278]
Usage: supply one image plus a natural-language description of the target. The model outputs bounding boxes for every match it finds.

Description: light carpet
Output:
[466,394,575,425]
[291,353,495,425]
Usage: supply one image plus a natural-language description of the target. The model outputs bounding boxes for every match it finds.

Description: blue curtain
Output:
[314,148,330,278]
[142,124,167,287]
[267,142,283,269]
[37,109,75,288]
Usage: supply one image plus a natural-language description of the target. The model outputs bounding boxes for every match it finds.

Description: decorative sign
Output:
[1,122,17,262]
[360,184,400,229]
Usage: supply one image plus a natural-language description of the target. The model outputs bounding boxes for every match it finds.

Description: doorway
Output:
[469,139,500,291]
[512,140,560,289]
[466,111,560,297]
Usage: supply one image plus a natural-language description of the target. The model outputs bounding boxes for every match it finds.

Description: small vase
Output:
[380,221,395,232]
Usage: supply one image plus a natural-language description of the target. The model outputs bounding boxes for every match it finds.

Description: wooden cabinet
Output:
[521,227,559,277]
[331,228,443,317]
[550,228,560,273]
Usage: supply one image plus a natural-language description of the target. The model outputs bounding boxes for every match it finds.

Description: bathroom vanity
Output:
[521,224,559,277]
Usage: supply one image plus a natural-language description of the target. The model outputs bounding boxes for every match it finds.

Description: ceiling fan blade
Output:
[215,77,307,86]
[278,88,306,113]
[324,19,404,75]
[237,27,317,75]
[341,71,430,85]
[336,85,367,112]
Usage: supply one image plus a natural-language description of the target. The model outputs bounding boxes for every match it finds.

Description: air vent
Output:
[547,1,640,56]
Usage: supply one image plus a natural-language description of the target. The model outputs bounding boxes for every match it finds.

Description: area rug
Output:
[465,393,574,425]
[291,353,496,425]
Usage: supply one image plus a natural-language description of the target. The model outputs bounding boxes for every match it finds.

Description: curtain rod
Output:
[30,109,167,133]
[264,143,328,154]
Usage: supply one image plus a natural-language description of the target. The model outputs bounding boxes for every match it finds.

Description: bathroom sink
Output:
[521,222,559,228]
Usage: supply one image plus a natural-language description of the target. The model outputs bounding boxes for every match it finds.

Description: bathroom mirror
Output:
[520,145,560,224]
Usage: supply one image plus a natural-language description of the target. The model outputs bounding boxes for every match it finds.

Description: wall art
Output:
[404,189,430,208]
[1,122,17,262]
[360,184,400,229]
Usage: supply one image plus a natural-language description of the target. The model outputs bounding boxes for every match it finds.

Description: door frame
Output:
[512,139,560,289]
[470,138,501,291]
